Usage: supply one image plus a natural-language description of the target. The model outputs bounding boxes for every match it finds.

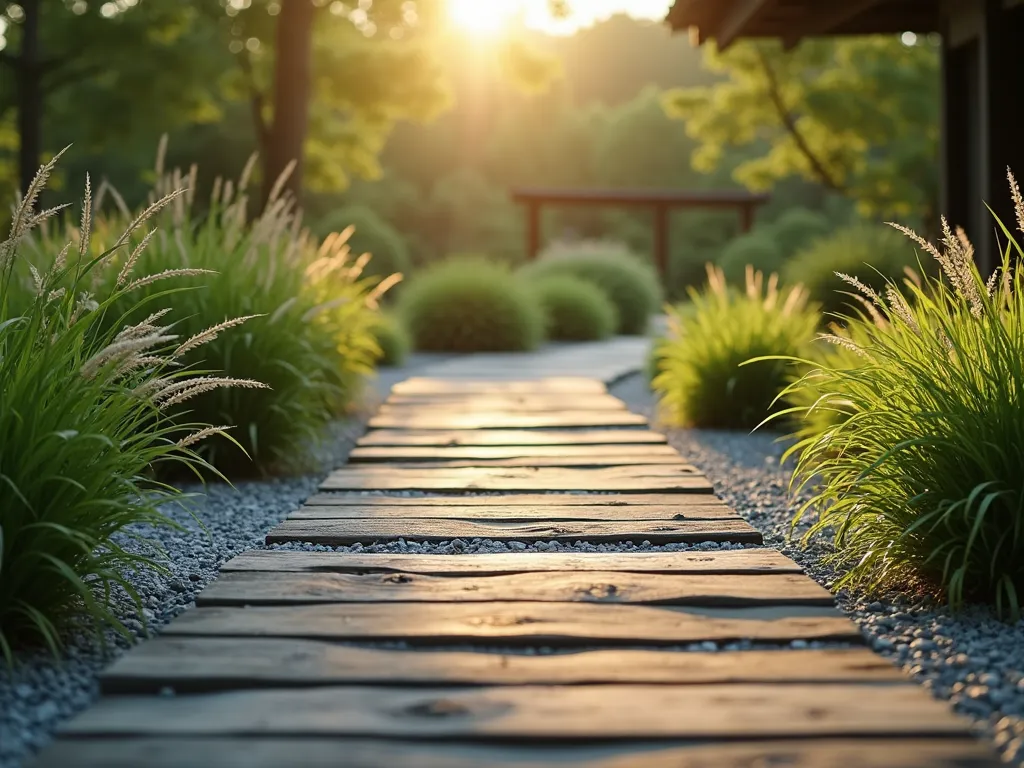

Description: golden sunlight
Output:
[448,0,518,35]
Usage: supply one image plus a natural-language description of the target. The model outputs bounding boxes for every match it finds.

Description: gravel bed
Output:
[609,372,1024,765]
[0,417,366,768]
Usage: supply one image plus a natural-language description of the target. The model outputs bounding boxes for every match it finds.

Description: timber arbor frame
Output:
[665,0,1024,274]
[511,188,770,279]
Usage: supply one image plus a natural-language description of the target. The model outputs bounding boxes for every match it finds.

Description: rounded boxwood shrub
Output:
[371,313,411,367]
[519,242,661,335]
[769,207,831,258]
[532,275,618,341]
[717,234,784,285]
[399,257,545,352]
[782,224,919,317]
[314,204,411,281]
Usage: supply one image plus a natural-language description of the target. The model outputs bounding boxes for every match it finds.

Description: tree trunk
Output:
[17,0,43,198]
[263,0,316,207]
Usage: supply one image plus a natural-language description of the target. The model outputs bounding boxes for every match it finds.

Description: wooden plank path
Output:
[32,375,998,767]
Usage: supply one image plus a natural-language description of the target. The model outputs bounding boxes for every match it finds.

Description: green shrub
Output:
[313,204,411,282]
[768,208,831,258]
[519,241,661,335]
[400,256,545,352]
[784,187,1024,616]
[31,161,387,476]
[371,312,411,367]
[0,158,254,658]
[783,224,919,317]
[717,233,784,285]
[532,275,618,341]
[652,265,819,429]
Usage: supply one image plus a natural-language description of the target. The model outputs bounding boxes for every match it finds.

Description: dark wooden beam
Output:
[782,0,884,48]
[718,0,778,50]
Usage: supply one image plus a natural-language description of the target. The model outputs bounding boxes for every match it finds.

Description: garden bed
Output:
[609,373,1024,767]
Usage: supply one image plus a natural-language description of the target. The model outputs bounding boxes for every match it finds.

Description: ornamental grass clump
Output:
[652,265,818,430]
[784,174,1024,615]
[33,146,392,475]
[0,153,260,659]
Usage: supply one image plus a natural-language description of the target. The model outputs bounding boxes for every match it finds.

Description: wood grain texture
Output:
[221,549,804,576]
[29,737,1001,768]
[319,466,712,493]
[379,395,627,413]
[349,444,679,463]
[196,571,832,608]
[362,456,692,469]
[265,519,760,546]
[392,377,608,395]
[58,683,971,740]
[99,641,901,694]
[301,493,713,507]
[162,602,861,645]
[290,502,740,522]
[368,411,648,430]
[356,429,668,447]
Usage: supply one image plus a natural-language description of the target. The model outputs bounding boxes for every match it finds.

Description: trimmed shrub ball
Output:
[532,275,618,341]
[314,204,412,281]
[782,224,920,317]
[717,233,784,285]
[519,242,661,335]
[399,257,545,352]
[768,207,832,258]
[371,312,411,367]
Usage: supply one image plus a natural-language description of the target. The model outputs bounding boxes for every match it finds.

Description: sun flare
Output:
[448,0,518,35]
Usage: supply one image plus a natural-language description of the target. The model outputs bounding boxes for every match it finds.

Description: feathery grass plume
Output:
[26,147,390,475]
[779,173,1024,617]
[0,164,260,662]
[652,264,819,430]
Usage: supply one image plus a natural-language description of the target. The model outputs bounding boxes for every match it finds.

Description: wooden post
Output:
[526,202,541,261]
[652,205,669,280]
[739,203,755,233]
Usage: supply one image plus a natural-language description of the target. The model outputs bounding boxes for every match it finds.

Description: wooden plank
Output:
[356,429,668,447]
[319,466,713,494]
[379,395,627,412]
[163,602,861,645]
[58,683,972,740]
[30,737,1001,768]
[351,456,691,469]
[391,377,608,395]
[196,571,832,608]
[266,519,760,546]
[99,642,901,694]
[222,549,805,576]
[349,444,680,463]
[367,411,648,430]
[290,502,740,522]
[300,493,721,508]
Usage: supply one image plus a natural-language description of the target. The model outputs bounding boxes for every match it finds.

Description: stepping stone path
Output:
[33,376,998,767]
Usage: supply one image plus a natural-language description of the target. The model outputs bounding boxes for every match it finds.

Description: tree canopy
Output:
[662,36,940,228]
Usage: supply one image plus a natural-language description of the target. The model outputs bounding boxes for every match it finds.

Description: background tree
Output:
[662,36,940,229]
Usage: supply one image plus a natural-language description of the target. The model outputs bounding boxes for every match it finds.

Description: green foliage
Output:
[768,207,832,258]
[663,37,940,225]
[532,275,618,341]
[29,161,386,476]
[784,193,1024,616]
[520,242,661,335]
[0,160,248,659]
[782,224,919,317]
[313,204,412,281]
[371,312,411,367]
[653,265,818,429]
[399,256,545,352]
[717,233,784,285]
